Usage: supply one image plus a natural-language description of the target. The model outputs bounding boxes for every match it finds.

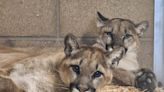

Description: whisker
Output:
[53,86,69,89]
[53,83,69,89]
[54,83,65,86]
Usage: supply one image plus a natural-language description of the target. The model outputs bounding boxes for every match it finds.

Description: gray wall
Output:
[154,0,164,84]
[0,0,154,69]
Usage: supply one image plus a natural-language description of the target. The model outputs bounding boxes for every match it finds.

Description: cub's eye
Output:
[105,32,112,36]
[125,34,132,37]
[92,71,103,78]
[122,34,132,40]
[70,65,80,75]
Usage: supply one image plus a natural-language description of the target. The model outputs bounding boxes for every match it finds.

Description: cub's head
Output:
[96,12,149,52]
[58,34,123,92]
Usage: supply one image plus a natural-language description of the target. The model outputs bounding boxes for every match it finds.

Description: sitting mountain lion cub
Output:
[0,34,124,92]
[93,12,157,92]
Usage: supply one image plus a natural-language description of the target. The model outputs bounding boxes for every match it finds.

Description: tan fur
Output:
[0,47,67,92]
[96,12,149,86]
[95,13,158,91]
[0,34,121,92]
[96,18,142,71]
[0,75,25,92]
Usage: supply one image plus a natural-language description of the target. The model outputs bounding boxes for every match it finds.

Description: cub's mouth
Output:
[70,83,96,92]
[106,44,128,54]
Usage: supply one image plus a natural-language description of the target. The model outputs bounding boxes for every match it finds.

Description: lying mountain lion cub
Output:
[93,12,157,92]
[0,34,125,92]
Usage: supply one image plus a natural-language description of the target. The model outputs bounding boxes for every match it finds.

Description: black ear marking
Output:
[64,33,79,56]
[96,11,109,27]
[97,11,108,21]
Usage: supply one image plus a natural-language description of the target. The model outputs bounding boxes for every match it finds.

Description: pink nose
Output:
[78,84,89,92]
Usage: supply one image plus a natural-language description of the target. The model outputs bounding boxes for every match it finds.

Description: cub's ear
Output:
[97,11,109,27]
[64,34,79,56]
[135,21,149,37]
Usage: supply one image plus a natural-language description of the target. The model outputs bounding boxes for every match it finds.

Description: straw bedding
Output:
[97,85,164,92]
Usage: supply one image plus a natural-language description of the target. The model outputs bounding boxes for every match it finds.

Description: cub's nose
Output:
[70,83,89,92]
[112,37,123,48]
[75,83,89,92]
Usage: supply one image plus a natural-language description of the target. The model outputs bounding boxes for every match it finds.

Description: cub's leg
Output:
[112,68,135,86]
[0,75,24,92]
[135,69,157,92]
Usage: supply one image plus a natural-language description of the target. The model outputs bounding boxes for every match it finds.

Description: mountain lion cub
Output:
[94,12,157,92]
[0,34,124,92]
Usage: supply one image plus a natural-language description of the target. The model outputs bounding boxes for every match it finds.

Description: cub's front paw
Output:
[135,69,157,92]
